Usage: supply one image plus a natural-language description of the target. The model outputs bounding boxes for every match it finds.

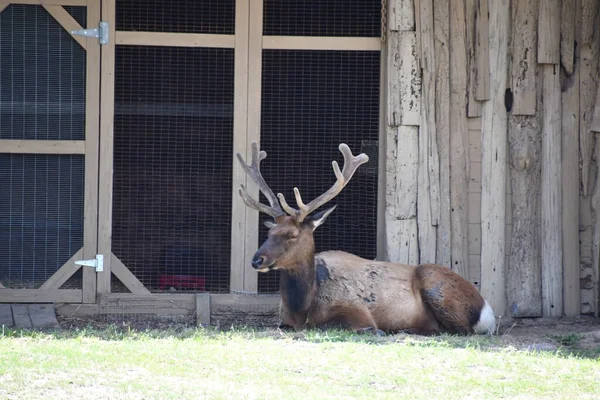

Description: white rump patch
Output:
[473,300,496,335]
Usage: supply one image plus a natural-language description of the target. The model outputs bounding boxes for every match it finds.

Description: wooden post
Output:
[434,0,451,268]
[506,0,542,317]
[417,0,440,264]
[449,0,470,278]
[561,0,581,317]
[480,0,509,315]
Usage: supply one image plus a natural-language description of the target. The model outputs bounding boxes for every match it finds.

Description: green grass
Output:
[0,326,599,400]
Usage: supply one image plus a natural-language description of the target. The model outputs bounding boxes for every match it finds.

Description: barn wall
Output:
[384,0,600,317]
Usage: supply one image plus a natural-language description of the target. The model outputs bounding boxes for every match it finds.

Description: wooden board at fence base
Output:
[0,304,14,327]
[507,114,542,317]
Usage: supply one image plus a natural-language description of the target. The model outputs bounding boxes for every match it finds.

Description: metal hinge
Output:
[71,21,109,45]
[75,254,104,272]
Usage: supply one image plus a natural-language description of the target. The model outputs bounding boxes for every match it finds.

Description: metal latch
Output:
[75,254,104,272]
[71,21,109,45]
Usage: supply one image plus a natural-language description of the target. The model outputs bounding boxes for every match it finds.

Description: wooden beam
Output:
[511,0,539,115]
[480,0,509,316]
[561,0,575,75]
[3,0,86,5]
[0,140,85,154]
[116,32,235,48]
[474,0,490,101]
[388,0,415,31]
[39,248,84,290]
[541,64,563,317]
[110,254,150,295]
[562,43,581,317]
[417,0,440,264]
[243,0,263,293]
[537,0,560,64]
[449,0,469,278]
[434,0,451,269]
[387,31,401,128]
[262,36,381,51]
[42,5,86,50]
[466,0,482,116]
[0,289,82,303]
[81,0,100,304]
[97,0,116,294]
[230,0,251,292]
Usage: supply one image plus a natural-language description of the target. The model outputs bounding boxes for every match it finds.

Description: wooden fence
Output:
[383,0,600,317]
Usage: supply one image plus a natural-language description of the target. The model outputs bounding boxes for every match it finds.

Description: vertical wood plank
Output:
[592,85,600,133]
[511,0,539,115]
[393,126,419,218]
[538,0,561,64]
[592,139,600,316]
[581,0,599,45]
[388,0,416,31]
[449,0,470,278]
[230,0,251,292]
[97,0,117,295]
[562,28,581,316]
[399,32,421,126]
[480,0,509,315]
[560,0,575,75]
[387,31,401,128]
[474,0,490,101]
[541,64,563,317]
[385,218,420,265]
[507,111,542,317]
[243,0,264,292]
[466,0,482,116]
[579,20,599,196]
[196,293,211,326]
[434,0,451,268]
[417,0,440,264]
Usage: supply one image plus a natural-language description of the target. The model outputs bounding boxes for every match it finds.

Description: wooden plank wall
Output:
[385,0,600,317]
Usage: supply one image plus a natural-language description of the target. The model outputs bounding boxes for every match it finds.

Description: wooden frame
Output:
[0,0,101,303]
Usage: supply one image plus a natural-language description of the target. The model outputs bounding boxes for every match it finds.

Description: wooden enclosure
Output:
[0,0,599,322]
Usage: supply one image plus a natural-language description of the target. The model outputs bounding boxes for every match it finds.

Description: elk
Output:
[236,142,496,335]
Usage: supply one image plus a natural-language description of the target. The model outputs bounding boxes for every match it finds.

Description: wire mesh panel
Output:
[0,5,86,140]
[112,45,234,293]
[116,0,235,34]
[263,0,381,37]
[0,5,87,289]
[258,50,381,293]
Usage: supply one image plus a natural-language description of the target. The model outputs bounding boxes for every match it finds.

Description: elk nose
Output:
[251,256,265,269]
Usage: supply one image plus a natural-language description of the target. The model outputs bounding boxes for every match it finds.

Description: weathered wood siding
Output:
[385,0,600,317]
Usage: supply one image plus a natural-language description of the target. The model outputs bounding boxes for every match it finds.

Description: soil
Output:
[55,313,600,356]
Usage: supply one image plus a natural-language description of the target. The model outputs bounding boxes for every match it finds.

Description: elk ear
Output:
[306,205,337,231]
[264,220,277,229]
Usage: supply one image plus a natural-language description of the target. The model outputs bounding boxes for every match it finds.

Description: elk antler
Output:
[236,142,286,219]
[277,143,369,223]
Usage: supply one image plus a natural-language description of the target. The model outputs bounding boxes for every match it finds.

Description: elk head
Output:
[236,142,369,272]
